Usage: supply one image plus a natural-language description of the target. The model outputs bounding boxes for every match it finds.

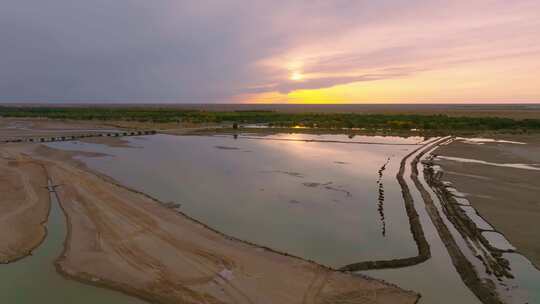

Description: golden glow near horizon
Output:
[244,55,540,104]
[4,1,540,103]
[240,2,540,104]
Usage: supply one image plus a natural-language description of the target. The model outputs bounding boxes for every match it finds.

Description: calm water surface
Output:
[50,134,422,267]
[42,133,539,304]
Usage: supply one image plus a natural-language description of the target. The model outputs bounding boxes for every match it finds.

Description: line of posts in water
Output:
[0,130,157,144]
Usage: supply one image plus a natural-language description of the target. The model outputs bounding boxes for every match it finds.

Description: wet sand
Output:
[433,136,540,269]
[0,137,419,303]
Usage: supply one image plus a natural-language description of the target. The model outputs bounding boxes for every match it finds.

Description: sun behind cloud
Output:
[289,72,304,81]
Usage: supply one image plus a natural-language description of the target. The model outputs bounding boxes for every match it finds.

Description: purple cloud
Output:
[1,0,539,102]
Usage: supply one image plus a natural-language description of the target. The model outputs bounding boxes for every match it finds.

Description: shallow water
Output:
[0,181,145,303]
[44,133,540,304]
[49,134,423,267]
[47,134,482,303]
[362,141,481,304]
[224,133,426,145]
[502,253,540,303]
[365,137,539,304]
[419,144,540,304]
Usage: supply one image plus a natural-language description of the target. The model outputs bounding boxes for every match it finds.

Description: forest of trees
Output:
[2,106,540,132]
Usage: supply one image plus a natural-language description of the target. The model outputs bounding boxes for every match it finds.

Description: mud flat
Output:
[0,141,419,304]
[426,136,540,304]
[432,136,540,268]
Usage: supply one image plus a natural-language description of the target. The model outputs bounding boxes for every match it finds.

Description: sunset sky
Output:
[2,1,540,103]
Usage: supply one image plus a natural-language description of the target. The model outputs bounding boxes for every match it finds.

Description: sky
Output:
[1,0,540,104]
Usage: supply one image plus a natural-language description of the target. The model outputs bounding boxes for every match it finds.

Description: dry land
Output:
[0,150,49,263]
[433,136,540,268]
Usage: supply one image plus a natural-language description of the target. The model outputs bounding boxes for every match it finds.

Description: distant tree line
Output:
[1,106,540,131]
